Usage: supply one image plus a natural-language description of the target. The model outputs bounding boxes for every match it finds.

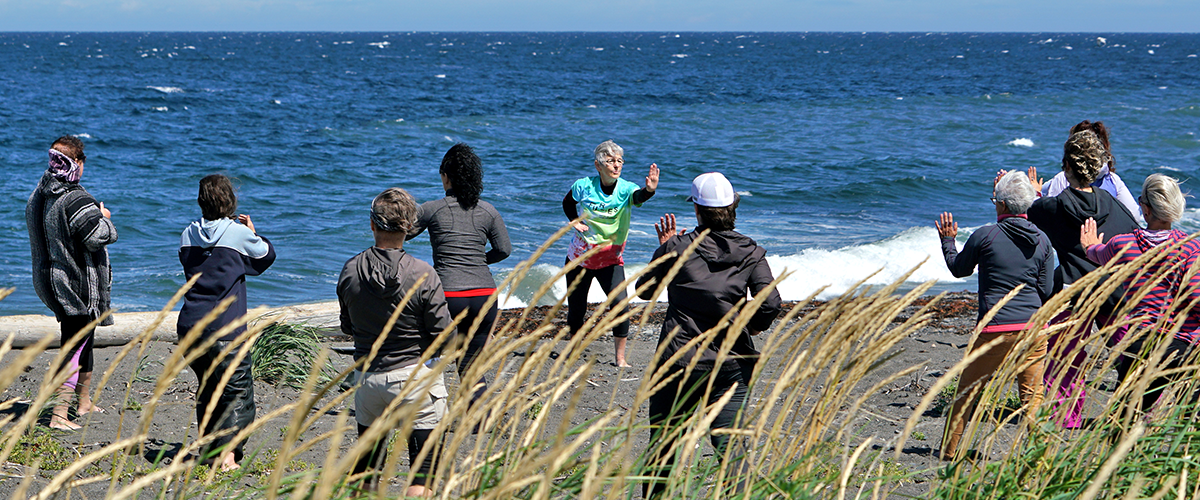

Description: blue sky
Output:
[1,0,1198,32]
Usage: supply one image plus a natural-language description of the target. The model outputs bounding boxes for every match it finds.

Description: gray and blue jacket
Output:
[178,218,276,341]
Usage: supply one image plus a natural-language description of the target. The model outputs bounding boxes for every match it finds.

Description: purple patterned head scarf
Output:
[48,148,82,183]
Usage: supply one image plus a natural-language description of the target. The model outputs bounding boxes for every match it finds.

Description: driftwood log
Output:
[0,302,341,348]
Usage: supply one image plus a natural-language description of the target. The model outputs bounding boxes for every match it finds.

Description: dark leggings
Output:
[446,294,498,403]
[644,365,747,499]
[564,262,630,338]
[59,315,95,379]
[1119,336,1200,415]
[354,425,439,488]
[189,341,257,463]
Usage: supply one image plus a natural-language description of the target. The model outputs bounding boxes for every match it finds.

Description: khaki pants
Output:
[941,330,1046,460]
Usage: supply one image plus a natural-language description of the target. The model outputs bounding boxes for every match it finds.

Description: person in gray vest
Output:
[26,135,117,430]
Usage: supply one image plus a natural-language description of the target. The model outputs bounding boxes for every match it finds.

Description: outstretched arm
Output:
[563,191,587,232]
[632,163,659,205]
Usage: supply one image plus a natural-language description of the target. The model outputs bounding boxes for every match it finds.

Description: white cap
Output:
[688,172,736,207]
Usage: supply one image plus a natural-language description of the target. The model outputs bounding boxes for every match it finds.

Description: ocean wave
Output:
[147,86,183,94]
[1008,138,1035,147]
[490,226,965,308]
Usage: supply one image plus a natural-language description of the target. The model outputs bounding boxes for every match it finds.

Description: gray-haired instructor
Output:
[27,135,117,430]
[636,172,781,498]
[338,188,453,496]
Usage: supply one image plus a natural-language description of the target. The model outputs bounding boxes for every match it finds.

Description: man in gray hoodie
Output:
[636,172,782,498]
[338,187,453,496]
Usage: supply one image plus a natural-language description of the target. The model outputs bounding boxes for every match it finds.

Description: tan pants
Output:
[941,330,1046,460]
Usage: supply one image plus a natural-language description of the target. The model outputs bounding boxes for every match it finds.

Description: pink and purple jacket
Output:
[1173,240,1200,343]
[1085,228,1190,334]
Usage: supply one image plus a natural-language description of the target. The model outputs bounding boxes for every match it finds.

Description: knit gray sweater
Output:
[26,171,118,324]
[408,194,511,292]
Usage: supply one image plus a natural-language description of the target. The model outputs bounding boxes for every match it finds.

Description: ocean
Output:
[2,32,1198,316]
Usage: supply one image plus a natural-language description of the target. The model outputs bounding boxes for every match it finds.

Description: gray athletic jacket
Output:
[338,247,454,372]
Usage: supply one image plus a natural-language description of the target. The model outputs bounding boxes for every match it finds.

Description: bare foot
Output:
[77,402,105,415]
[218,454,241,472]
[49,409,81,431]
[615,360,633,368]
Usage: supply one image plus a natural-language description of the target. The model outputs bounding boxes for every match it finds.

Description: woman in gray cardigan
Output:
[26,135,118,430]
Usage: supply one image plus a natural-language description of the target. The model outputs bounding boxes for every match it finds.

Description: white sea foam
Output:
[153,107,168,112]
[435,74,446,78]
[76,133,92,139]
[368,42,390,48]
[672,54,687,58]
[1008,138,1035,147]
[1149,50,1155,55]
[491,226,967,309]
[766,227,963,301]
[148,86,183,93]
[273,100,282,104]
[736,191,751,197]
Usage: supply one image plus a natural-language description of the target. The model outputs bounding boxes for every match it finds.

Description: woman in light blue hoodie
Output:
[177,174,276,471]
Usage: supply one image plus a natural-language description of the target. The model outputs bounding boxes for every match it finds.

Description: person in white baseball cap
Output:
[687,171,736,208]
[636,171,781,498]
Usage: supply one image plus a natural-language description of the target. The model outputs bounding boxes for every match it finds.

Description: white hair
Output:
[995,170,1036,214]
[593,140,623,163]
[1142,173,1185,223]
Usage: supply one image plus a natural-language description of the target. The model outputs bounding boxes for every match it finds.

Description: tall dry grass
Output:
[3,229,1200,498]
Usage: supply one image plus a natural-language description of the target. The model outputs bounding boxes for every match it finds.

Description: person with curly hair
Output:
[1027,127,1140,429]
[409,143,511,406]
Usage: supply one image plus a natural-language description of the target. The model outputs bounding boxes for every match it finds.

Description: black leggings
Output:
[446,294,498,402]
[354,425,440,487]
[59,315,95,375]
[644,365,748,499]
[564,262,630,338]
[1120,337,1200,415]
[189,341,257,462]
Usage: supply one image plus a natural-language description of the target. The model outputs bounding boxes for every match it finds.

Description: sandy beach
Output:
[0,292,1117,497]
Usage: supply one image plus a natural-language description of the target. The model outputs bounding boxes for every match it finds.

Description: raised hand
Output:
[238,214,256,234]
[654,213,685,244]
[1080,217,1104,248]
[645,163,659,192]
[936,212,958,239]
[1027,166,1043,194]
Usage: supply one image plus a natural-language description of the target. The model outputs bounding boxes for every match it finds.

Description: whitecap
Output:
[1008,138,1035,147]
[1063,46,1073,50]
[395,118,404,122]
[766,226,967,301]
[954,55,964,59]
[434,74,446,78]
[147,86,183,93]
[368,41,390,48]
[592,47,604,51]
[182,46,196,50]
[1159,86,1168,90]
[273,99,282,104]
[443,136,453,142]
[1158,165,1182,172]
[1149,50,1155,55]
[153,107,168,112]
[58,42,68,46]
[671,54,687,58]
[76,133,92,139]
[587,104,597,108]
[736,191,751,196]
[1189,54,1198,58]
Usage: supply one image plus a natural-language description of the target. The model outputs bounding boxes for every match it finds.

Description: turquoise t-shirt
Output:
[567,176,642,269]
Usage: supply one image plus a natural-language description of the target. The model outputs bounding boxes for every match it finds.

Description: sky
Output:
[0,0,1198,32]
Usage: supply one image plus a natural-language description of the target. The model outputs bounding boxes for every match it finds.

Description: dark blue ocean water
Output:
[2,32,1199,315]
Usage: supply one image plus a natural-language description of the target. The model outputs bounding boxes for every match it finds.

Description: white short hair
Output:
[593,140,623,163]
[995,170,1036,214]
[1142,173,1185,223]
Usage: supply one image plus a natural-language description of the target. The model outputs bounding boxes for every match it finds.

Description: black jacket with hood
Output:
[636,227,782,373]
[1027,187,1140,314]
[338,247,453,372]
[941,216,1053,326]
